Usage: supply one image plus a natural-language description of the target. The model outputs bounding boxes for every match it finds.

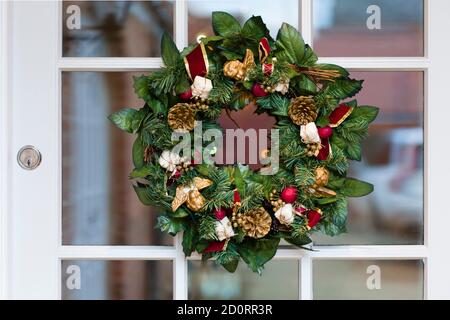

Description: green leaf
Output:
[222,259,239,273]
[175,75,191,94]
[161,31,180,67]
[133,75,150,102]
[301,45,318,66]
[346,143,362,161]
[284,235,312,247]
[156,215,186,236]
[130,165,151,179]
[342,178,374,197]
[182,227,197,256]
[275,23,305,65]
[241,16,271,41]
[349,106,379,124]
[132,136,145,168]
[133,184,153,206]
[238,238,280,274]
[108,108,139,133]
[172,208,190,218]
[315,63,349,77]
[322,79,363,100]
[212,11,241,37]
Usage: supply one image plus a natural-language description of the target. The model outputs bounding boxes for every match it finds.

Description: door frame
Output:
[2,0,450,299]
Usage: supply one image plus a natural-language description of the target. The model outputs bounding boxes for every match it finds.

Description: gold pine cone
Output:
[288,96,317,125]
[241,207,272,239]
[167,103,196,131]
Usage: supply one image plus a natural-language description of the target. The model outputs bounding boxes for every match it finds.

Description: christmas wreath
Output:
[109,12,378,273]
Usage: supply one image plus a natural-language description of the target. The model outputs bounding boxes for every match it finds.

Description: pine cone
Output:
[241,207,272,239]
[168,103,196,131]
[288,96,317,125]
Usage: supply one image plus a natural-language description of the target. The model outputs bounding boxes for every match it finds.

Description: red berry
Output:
[318,126,333,139]
[280,186,297,203]
[251,83,268,97]
[179,88,192,100]
[213,208,227,220]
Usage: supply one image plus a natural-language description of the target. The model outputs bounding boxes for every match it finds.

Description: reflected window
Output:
[62,1,174,57]
[313,260,424,299]
[62,71,173,246]
[313,0,424,57]
[188,260,299,299]
[61,260,173,299]
[188,0,299,43]
[313,71,424,245]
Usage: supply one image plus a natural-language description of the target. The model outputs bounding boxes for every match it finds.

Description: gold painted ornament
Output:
[239,207,272,239]
[223,49,256,81]
[168,103,197,132]
[172,177,213,212]
[309,167,337,197]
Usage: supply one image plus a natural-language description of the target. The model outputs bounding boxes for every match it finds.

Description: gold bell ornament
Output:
[172,177,213,212]
[223,49,256,81]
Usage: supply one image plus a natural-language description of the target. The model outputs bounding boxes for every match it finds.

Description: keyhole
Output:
[26,158,32,167]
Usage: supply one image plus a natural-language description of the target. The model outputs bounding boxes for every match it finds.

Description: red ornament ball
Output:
[251,83,268,97]
[280,186,297,203]
[213,208,227,220]
[318,126,333,139]
[179,88,192,100]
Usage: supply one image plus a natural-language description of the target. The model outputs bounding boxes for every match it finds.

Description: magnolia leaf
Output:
[238,238,279,274]
[350,106,380,124]
[275,23,305,65]
[242,15,271,41]
[182,227,197,256]
[161,31,180,67]
[342,178,374,197]
[322,79,363,100]
[221,259,239,273]
[212,11,241,36]
[133,75,150,101]
[132,136,145,168]
[108,108,141,133]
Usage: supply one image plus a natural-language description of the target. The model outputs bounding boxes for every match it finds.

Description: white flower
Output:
[215,217,235,241]
[275,203,295,226]
[275,79,290,95]
[158,150,181,172]
[191,76,213,100]
[300,122,321,144]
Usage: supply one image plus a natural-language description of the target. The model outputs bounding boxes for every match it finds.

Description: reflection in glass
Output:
[61,260,173,300]
[188,260,299,299]
[313,71,424,245]
[188,0,299,43]
[313,260,424,300]
[313,0,424,56]
[62,1,174,57]
[62,71,173,246]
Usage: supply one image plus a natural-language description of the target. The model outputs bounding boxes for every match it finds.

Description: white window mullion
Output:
[300,0,313,45]
[300,257,313,300]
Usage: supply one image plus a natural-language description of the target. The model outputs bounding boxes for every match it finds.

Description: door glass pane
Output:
[313,0,424,57]
[313,71,424,245]
[62,1,174,57]
[61,260,173,299]
[313,260,424,300]
[188,260,299,299]
[188,0,299,44]
[62,71,173,246]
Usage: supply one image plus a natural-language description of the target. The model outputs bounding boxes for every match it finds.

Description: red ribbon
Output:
[184,42,209,81]
[259,37,274,75]
[306,209,322,229]
[203,241,226,253]
[317,104,354,161]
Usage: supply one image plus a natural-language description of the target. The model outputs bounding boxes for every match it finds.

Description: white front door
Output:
[2,0,450,299]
